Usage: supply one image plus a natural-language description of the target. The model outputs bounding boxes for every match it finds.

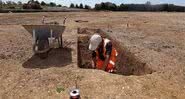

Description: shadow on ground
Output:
[22,48,72,69]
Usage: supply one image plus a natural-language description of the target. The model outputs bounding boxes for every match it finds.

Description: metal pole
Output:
[33,29,36,44]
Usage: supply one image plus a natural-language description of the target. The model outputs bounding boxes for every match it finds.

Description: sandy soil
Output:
[0,12,185,99]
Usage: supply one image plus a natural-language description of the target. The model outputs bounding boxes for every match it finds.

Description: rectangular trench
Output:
[77,28,154,76]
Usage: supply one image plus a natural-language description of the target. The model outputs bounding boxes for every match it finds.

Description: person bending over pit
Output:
[89,34,118,73]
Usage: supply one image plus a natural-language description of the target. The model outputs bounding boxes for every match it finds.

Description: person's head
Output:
[89,34,103,51]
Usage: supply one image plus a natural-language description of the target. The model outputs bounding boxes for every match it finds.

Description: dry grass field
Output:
[0,12,185,99]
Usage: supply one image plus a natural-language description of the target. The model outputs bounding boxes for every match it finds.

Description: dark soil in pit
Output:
[78,35,92,69]
[77,28,154,76]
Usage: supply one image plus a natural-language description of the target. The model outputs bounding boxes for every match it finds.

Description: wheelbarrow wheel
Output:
[58,37,63,48]
[33,39,50,59]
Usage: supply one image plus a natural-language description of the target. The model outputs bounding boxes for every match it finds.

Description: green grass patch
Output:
[56,86,65,93]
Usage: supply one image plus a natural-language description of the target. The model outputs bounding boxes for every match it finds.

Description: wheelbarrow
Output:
[23,25,66,59]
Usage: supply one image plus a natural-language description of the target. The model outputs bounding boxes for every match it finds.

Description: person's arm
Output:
[102,55,110,70]
[92,57,96,69]
[91,51,96,68]
[102,42,112,71]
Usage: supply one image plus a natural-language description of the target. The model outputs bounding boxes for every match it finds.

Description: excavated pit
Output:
[77,28,154,76]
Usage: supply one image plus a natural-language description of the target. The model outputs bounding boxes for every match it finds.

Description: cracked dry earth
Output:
[0,12,185,99]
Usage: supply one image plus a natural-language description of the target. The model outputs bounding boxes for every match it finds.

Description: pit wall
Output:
[77,28,154,76]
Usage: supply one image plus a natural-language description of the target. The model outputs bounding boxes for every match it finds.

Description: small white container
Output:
[70,89,80,99]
